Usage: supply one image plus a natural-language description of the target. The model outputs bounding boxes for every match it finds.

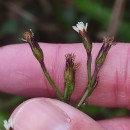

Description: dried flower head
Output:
[21,29,44,63]
[103,36,115,47]
[65,54,75,68]
[3,119,13,130]
[96,36,115,68]
[65,53,79,71]
[64,53,79,82]
[21,29,34,43]
[64,53,80,101]
[72,22,88,33]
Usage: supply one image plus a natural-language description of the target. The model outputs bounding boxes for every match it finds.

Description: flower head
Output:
[3,119,13,130]
[103,36,115,47]
[21,29,34,43]
[64,53,80,82]
[72,22,92,52]
[21,29,44,63]
[72,22,88,33]
[64,54,80,101]
[65,54,79,72]
[96,36,115,68]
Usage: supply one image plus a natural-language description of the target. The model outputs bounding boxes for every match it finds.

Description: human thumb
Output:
[9,98,105,130]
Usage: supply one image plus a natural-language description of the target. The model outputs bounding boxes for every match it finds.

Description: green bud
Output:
[96,36,115,67]
[22,29,44,63]
[72,22,92,53]
[96,52,107,67]
[32,47,43,63]
[81,34,92,53]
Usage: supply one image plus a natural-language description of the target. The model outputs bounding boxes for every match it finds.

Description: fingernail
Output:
[11,98,70,130]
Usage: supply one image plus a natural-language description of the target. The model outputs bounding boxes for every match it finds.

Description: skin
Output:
[0,43,130,130]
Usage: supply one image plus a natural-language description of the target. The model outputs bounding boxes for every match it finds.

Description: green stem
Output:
[77,53,92,108]
[63,82,75,102]
[91,66,99,85]
[87,53,92,84]
[77,80,98,108]
[63,82,70,102]
[77,65,99,108]
[40,62,64,100]
[76,84,90,108]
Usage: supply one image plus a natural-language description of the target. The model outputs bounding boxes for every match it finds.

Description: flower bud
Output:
[3,119,13,130]
[72,22,92,53]
[22,29,44,63]
[96,36,115,68]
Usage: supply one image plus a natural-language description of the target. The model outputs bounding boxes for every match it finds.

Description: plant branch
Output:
[40,62,63,100]
[21,29,64,100]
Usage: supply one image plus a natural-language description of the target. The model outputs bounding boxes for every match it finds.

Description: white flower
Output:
[3,119,13,130]
[72,22,88,33]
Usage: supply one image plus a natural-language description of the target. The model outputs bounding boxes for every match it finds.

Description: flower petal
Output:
[72,26,79,33]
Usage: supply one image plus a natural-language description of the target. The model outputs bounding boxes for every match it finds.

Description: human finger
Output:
[98,117,130,130]
[0,43,130,109]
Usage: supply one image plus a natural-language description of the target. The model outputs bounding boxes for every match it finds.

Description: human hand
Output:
[0,43,130,130]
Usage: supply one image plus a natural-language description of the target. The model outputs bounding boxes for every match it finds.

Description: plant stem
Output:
[77,52,92,108]
[91,66,99,86]
[63,82,70,101]
[77,65,100,108]
[76,84,90,108]
[40,62,64,100]
[87,52,92,84]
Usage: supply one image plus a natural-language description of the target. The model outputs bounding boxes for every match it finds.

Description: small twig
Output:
[98,0,125,39]
[72,22,93,108]
[73,22,115,108]
[107,0,125,36]
[21,29,63,100]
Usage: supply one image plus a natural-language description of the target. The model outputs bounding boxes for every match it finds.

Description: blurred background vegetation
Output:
[0,0,130,129]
